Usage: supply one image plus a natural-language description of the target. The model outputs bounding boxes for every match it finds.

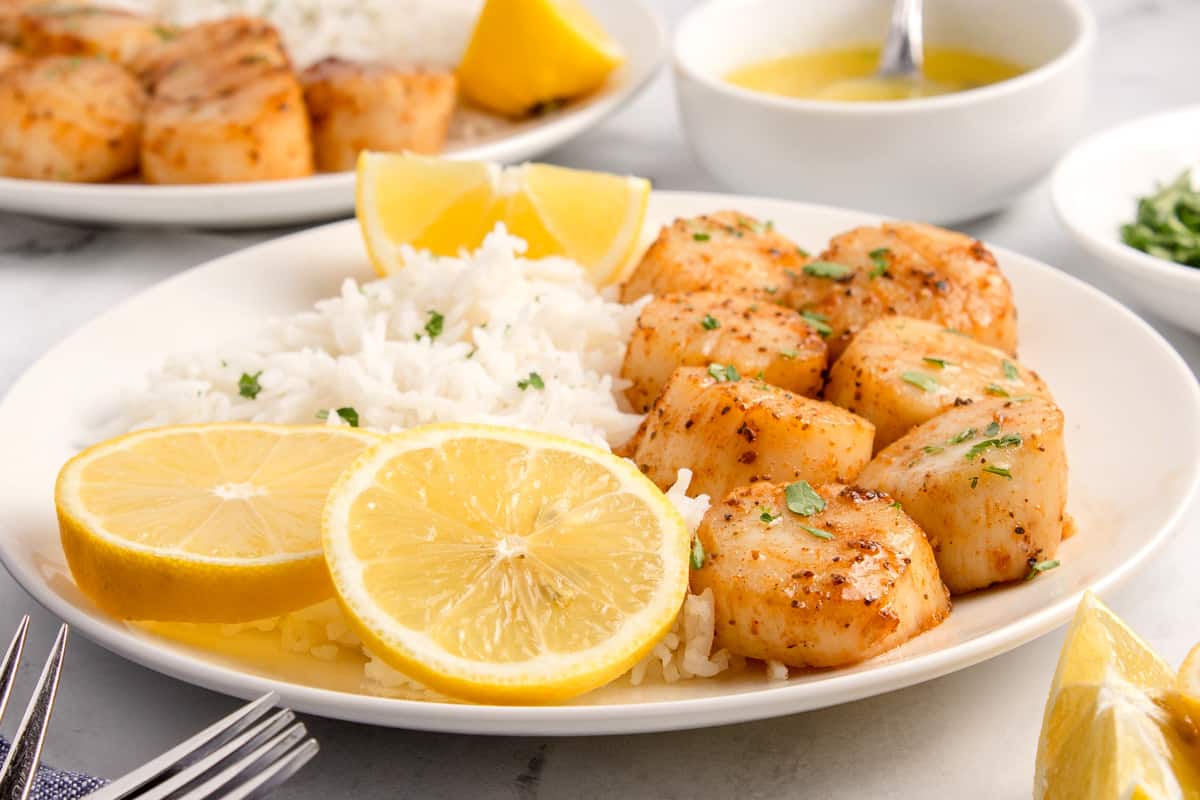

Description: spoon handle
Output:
[879,0,924,78]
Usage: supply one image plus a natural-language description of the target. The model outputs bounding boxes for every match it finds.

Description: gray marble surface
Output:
[2,0,1200,797]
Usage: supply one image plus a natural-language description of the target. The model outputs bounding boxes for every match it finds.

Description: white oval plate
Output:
[0,0,664,229]
[1,191,1197,735]
[1052,104,1200,335]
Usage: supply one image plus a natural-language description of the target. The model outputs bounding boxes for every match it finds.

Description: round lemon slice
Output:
[456,0,623,117]
[322,423,690,704]
[356,152,650,285]
[56,423,380,623]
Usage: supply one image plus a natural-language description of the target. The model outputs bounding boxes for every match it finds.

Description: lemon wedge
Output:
[322,423,690,704]
[56,423,379,623]
[1182,643,1200,697]
[457,0,623,117]
[356,152,650,285]
[1035,592,1200,799]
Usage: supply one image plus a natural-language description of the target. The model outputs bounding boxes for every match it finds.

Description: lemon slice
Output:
[356,152,650,285]
[1181,643,1200,697]
[1035,592,1200,799]
[322,423,690,704]
[456,0,623,117]
[56,423,380,623]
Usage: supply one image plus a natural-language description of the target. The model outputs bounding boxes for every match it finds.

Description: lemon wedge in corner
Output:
[1035,592,1200,799]
[356,152,650,285]
[56,423,379,623]
[322,423,690,704]
[456,0,623,117]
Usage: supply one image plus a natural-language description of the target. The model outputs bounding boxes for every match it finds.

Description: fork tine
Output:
[125,710,295,800]
[83,692,279,800]
[216,739,319,800]
[0,615,30,725]
[0,623,68,800]
[172,723,307,800]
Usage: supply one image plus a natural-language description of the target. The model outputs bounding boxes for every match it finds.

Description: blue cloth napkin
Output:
[0,738,107,800]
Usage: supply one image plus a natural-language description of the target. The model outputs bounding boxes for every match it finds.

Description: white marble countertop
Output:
[2,0,1200,797]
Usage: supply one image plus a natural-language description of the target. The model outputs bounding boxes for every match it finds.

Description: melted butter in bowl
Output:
[726,45,1025,102]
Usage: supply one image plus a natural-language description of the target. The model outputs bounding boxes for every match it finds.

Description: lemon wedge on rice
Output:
[322,423,690,704]
[456,0,623,117]
[55,423,379,623]
[356,152,650,285]
[1035,592,1200,799]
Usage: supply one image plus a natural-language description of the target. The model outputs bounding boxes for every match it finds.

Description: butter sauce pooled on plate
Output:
[726,45,1025,101]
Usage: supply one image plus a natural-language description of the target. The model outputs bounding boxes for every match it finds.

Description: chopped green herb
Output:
[923,445,945,455]
[1010,395,1034,402]
[922,357,950,369]
[784,480,825,516]
[1002,360,1020,381]
[985,383,1010,397]
[799,524,834,541]
[1120,169,1200,268]
[983,421,1002,437]
[796,246,809,258]
[748,304,759,311]
[316,410,329,420]
[707,363,740,382]
[424,310,445,339]
[1025,559,1061,580]
[982,465,1013,479]
[759,507,780,524]
[948,427,977,444]
[220,359,228,368]
[944,328,968,337]
[765,220,775,231]
[238,371,263,399]
[779,349,799,360]
[969,476,979,488]
[889,500,902,510]
[800,310,832,338]
[690,537,705,569]
[693,232,711,242]
[517,372,545,390]
[901,371,939,393]
[764,286,779,295]
[803,261,853,280]
[965,433,1022,461]
[335,407,359,427]
[868,247,890,279]
[700,314,721,330]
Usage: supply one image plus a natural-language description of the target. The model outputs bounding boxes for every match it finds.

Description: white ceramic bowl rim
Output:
[1052,104,1200,286]
[673,0,1097,115]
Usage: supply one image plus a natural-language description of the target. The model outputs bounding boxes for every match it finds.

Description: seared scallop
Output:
[300,57,456,172]
[858,396,1068,594]
[18,4,161,67]
[620,212,810,303]
[785,222,1018,360]
[132,16,287,89]
[620,366,874,500]
[691,481,950,668]
[0,56,145,181]
[621,291,827,413]
[825,316,1052,450]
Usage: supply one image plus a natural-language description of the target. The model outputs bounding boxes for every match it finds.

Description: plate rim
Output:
[2,190,1198,735]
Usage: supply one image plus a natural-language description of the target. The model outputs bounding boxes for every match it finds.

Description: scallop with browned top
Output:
[786,222,1018,360]
[620,212,810,303]
[131,16,288,89]
[858,396,1068,594]
[691,481,950,668]
[620,366,874,500]
[621,291,827,413]
[17,4,162,68]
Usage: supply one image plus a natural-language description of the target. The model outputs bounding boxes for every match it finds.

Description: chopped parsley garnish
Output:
[707,363,740,382]
[985,383,1010,397]
[319,407,362,427]
[690,537,705,569]
[803,261,853,280]
[700,314,721,330]
[764,286,779,295]
[969,476,979,488]
[800,310,832,338]
[153,24,176,40]
[517,372,545,390]
[982,465,1013,479]
[779,349,798,359]
[1120,169,1200,267]
[922,357,950,369]
[949,427,977,444]
[799,524,834,541]
[965,433,1023,460]
[1002,360,1020,381]
[765,220,775,231]
[889,500,903,510]
[693,232,711,242]
[238,371,263,399]
[759,507,780,524]
[983,421,1001,437]
[944,327,968,336]
[1025,559,1061,580]
[796,246,809,258]
[868,248,891,279]
[424,310,445,339]
[901,371,939,393]
[923,445,944,455]
[784,480,825,516]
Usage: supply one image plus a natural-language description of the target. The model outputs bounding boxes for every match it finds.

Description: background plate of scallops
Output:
[1,188,1198,735]
[0,0,663,227]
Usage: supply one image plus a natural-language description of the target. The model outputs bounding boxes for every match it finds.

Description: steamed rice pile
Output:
[113,228,776,697]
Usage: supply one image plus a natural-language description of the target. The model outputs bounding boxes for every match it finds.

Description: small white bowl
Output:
[673,0,1095,223]
[1053,106,1200,335]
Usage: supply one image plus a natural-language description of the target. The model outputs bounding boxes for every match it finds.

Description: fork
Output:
[0,616,318,800]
